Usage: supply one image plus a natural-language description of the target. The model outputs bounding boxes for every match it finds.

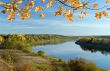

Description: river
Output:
[33,41,110,69]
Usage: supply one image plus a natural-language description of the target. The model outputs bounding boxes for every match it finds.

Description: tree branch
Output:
[56,0,108,11]
[55,0,83,10]
[55,0,75,8]
[86,5,109,10]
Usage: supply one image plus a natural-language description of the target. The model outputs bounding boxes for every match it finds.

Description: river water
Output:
[33,42,110,69]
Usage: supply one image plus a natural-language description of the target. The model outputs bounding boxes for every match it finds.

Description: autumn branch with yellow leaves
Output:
[0,0,109,22]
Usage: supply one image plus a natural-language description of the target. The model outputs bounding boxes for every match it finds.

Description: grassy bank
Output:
[0,49,109,71]
[0,34,109,71]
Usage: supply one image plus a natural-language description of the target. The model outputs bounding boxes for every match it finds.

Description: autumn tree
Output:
[0,0,109,22]
[0,36,4,43]
[7,34,26,42]
[4,34,28,49]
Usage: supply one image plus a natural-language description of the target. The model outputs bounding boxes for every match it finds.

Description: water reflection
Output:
[77,44,110,56]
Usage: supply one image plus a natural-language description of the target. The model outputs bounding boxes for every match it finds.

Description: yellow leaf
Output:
[95,12,101,19]
[54,11,61,16]
[54,6,63,16]
[106,0,109,3]
[83,3,88,7]
[66,13,74,22]
[63,9,74,22]
[93,4,98,9]
[39,13,45,18]
[41,0,45,3]
[21,8,27,12]
[47,0,53,8]
[18,10,31,20]
[83,11,89,15]
[63,9,71,16]
[2,9,9,14]
[69,0,73,5]
[78,14,84,19]
[73,1,82,8]
[25,4,30,9]
[16,0,22,4]
[29,1,34,8]
[7,12,15,21]
[101,11,109,18]
[35,6,44,12]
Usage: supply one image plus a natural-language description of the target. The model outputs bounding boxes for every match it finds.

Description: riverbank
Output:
[0,49,109,71]
[0,49,66,71]
[0,34,109,71]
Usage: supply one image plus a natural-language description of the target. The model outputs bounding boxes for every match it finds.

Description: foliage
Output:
[1,34,30,49]
[37,50,46,56]
[0,36,4,43]
[66,58,99,71]
[58,58,64,62]
[0,34,73,50]
[7,34,26,42]
[77,37,110,44]
[0,0,109,21]
[76,37,110,55]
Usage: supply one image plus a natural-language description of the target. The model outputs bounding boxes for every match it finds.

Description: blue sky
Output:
[0,0,110,36]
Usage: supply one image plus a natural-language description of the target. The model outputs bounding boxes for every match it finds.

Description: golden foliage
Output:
[95,12,102,19]
[106,0,109,3]
[0,36,4,43]
[78,14,84,19]
[63,9,74,22]
[95,11,109,19]
[0,0,109,22]
[41,0,45,3]
[54,6,63,16]
[93,4,98,9]
[7,12,15,21]
[35,6,44,12]
[28,1,34,8]
[47,0,54,8]
[39,13,45,18]
[18,9,31,20]
[83,3,88,7]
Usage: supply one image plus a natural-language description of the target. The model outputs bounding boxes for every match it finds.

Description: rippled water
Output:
[33,42,110,69]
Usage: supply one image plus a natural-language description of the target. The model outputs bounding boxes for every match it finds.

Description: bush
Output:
[67,58,99,71]
[0,36,4,43]
[58,59,64,62]
[37,50,46,56]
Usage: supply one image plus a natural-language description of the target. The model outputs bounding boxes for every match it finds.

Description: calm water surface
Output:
[33,42,110,69]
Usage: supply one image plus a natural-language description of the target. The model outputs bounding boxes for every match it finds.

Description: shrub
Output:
[37,50,46,57]
[67,58,99,71]
[0,36,4,43]
[58,59,64,62]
